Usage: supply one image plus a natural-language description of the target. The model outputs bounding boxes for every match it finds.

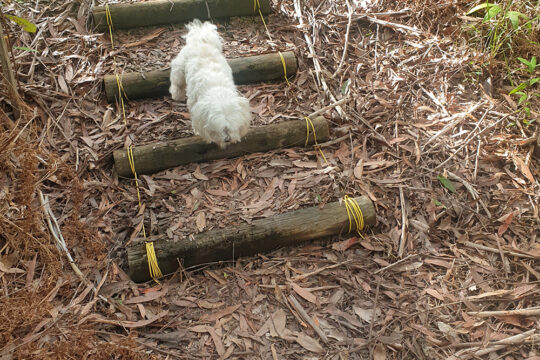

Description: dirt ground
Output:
[1,0,539,359]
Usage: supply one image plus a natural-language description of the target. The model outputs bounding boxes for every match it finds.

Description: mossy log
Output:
[92,0,271,31]
[114,116,328,177]
[104,51,297,102]
[128,196,376,282]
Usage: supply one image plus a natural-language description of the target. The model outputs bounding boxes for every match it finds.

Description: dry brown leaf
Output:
[193,166,209,181]
[293,332,324,353]
[123,289,168,304]
[290,282,317,304]
[87,311,168,328]
[497,212,513,236]
[495,315,536,328]
[124,28,166,48]
[196,211,206,232]
[373,343,386,360]
[189,325,225,356]
[425,288,445,301]
[512,156,535,183]
[353,306,379,323]
[292,160,318,168]
[270,309,287,338]
[197,300,225,309]
[200,304,241,323]
[331,237,358,251]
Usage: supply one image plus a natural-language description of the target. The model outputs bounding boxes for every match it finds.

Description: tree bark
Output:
[92,0,271,31]
[104,51,297,102]
[114,116,328,177]
[128,196,376,282]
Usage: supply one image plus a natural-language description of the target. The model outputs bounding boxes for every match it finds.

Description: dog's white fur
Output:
[169,19,252,148]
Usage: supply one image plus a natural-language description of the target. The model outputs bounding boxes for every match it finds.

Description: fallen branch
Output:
[451,329,536,358]
[288,294,329,343]
[38,190,115,308]
[461,240,537,259]
[127,196,376,282]
[114,116,329,177]
[467,307,540,317]
[92,0,271,31]
[104,51,297,102]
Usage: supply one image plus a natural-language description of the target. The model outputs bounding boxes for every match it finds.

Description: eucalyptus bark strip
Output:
[128,196,376,282]
[114,116,328,177]
[103,51,297,102]
[92,0,271,31]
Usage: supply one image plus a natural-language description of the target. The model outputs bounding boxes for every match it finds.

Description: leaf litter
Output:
[0,0,539,359]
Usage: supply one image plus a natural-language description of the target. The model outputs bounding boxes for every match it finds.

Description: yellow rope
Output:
[343,195,365,237]
[278,51,290,86]
[253,0,272,41]
[107,4,161,281]
[127,146,163,280]
[105,5,114,47]
[304,117,328,163]
[253,0,327,163]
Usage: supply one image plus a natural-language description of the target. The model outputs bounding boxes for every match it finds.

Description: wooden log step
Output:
[103,51,297,102]
[113,116,329,177]
[128,196,376,282]
[92,0,272,32]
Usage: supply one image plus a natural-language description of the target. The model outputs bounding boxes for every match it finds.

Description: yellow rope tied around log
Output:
[105,5,128,124]
[106,4,162,281]
[278,51,290,86]
[127,146,163,280]
[304,117,328,163]
[343,195,365,237]
[253,0,327,163]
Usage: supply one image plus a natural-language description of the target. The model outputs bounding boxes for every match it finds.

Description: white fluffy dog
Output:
[169,19,252,148]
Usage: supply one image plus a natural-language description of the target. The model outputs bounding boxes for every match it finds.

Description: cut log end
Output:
[128,196,376,282]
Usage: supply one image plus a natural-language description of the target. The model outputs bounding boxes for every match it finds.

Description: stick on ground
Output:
[128,196,376,282]
[103,51,297,102]
[92,0,272,31]
[114,116,329,177]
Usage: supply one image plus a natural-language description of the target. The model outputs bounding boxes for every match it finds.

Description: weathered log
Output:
[92,0,271,31]
[104,51,297,102]
[128,196,376,282]
[114,116,328,177]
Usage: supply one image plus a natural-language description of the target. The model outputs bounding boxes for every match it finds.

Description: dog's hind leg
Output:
[169,51,186,101]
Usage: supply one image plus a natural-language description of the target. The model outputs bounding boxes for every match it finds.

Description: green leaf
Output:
[509,83,527,95]
[434,199,443,206]
[466,2,492,15]
[4,14,37,33]
[341,79,350,95]
[507,11,520,29]
[518,93,527,105]
[517,57,531,67]
[437,175,456,193]
[485,5,501,21]
[13,46,36,52]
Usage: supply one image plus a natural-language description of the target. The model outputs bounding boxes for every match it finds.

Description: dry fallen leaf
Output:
[294,332,324,353]
[196,211,206,232]
[373,342,387,360]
